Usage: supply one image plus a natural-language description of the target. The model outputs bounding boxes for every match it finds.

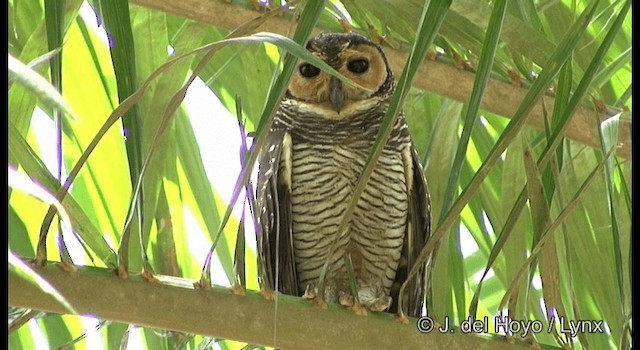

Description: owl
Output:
[255,32,430,317]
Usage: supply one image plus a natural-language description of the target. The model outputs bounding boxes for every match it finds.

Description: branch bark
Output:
[9,263,562,349]
[129,0,631,159]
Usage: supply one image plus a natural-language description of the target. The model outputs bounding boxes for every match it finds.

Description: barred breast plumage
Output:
[256,32,431,317]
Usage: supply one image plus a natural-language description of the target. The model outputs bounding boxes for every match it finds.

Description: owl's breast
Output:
[285,131,410,292]
[287,139,410,230]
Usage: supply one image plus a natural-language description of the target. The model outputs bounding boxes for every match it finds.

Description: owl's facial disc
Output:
[287,38,391,119]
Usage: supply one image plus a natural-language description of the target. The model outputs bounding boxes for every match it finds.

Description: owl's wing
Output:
[390,145,431,318]
[255,128,299,296]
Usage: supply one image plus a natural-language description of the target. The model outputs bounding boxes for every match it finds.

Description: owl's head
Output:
[285,33,394,119]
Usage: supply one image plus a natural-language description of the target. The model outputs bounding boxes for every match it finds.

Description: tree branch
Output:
[129,0,631,159]
[9,263,562,349]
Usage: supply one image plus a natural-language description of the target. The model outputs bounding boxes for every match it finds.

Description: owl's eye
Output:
[347,59,369,74]
[299,64,321,78]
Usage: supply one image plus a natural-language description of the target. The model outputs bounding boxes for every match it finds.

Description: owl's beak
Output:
[329,77,345,112]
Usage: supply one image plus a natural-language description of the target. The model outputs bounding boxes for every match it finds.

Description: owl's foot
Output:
[364,296,392,313]
[338,291,368,315]
[338,291,355,307]
[301,284,328,308]
[302,283,317,300]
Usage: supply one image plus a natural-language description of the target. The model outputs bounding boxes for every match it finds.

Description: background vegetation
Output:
[8,0,631,349]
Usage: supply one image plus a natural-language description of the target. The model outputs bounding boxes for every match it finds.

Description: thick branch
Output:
[10,263,560,349]
[128,0,631,159]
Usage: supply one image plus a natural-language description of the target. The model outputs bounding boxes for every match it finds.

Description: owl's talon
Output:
[368,296,392,312]
[314,296,328,309]
[338,291,369,315]
[302,284,317,300]
[338,291,355,307]
[302,284,327,308]
[352,302,368,316]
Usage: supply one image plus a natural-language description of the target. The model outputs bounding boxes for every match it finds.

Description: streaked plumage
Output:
[256,33,430,317]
